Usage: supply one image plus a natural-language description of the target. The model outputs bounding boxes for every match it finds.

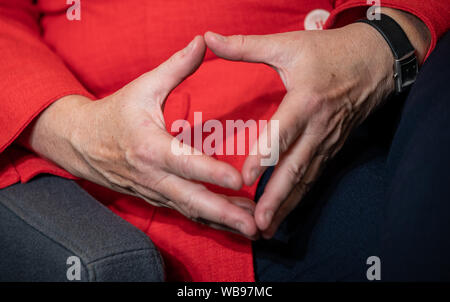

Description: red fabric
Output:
[1,0,449,281]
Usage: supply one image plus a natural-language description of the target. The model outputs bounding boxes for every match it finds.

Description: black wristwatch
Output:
[356,14,418,94]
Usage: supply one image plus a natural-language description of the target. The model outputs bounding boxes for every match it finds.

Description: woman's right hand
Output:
[26,36,259,238]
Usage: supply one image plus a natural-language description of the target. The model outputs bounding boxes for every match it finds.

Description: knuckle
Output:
[236,34,246,48]
[216,212,228,226]
[127,142,159,166]
[292,182,304,196]
[177,155,193,178]
[278,127,292,153]
[167,52,180,66]
[181,192,200,220]
[163,152,192,179]
[184,203,200,221]
[147,173,169,192]
[104,172,136,194]
[303,93,324,115]
[285,162,306,185]
[231,34,246,59]
[327,125,343,147]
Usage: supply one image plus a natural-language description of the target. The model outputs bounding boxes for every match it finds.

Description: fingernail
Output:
[236,222,246,233]
[211,32,227,42]
[264,210,273,226]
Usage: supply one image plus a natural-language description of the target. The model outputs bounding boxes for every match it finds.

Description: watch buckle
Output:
[394,51,418,94]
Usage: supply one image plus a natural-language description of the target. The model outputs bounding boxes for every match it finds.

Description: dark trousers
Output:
[1,32,449,282]
[253,31,450,281]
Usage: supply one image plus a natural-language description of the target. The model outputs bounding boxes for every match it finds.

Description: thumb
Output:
[132,35,206,104]
[204,31,279,65]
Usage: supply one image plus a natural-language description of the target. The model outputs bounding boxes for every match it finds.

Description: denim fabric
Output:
[0,175,164,281]
[253,31,450,281]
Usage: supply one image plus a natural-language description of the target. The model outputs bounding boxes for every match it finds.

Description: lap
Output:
[253,118,391,281]
[381,30,450,281]
[253,31,450,282]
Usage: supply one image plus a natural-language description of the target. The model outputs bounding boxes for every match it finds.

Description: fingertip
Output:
[193,35,207,55]
[193,34,203,41]
[229,202,258,238]
[204,31,213,40]
[225,170,243,190]
[249,168,261,186]
[183,37,196,55]
[203,31,214,44]
[204,31,229,54]
[255,206,272,231]
[182,35,206,61]
[242,168,253,187]
[247,225,260,239]
[246,234,260,241]
[242,157,262,186]
[204,31,225,42]
[262,229,275,240]
[239,218,259,239]
[217,162,243,190]
[262,219,281,240]
[194,35,206,48]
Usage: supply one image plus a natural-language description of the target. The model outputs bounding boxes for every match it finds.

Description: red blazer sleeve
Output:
[325,0,450,60]
[0,0,93,154]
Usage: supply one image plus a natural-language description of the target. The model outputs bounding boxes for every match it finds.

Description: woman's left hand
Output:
[205,22,398,238]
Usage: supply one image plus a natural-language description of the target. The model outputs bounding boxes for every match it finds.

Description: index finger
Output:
[164,131,244,190]
[157,173,259,238]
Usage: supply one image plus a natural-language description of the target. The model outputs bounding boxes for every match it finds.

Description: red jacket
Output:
[1,0,449,281]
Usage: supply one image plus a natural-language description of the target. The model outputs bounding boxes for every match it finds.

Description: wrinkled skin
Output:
[27,36,259,238]
[28,8,430,240]
[205,19,418,238]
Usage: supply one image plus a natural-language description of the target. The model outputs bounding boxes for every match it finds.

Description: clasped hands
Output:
[30,23,398,240]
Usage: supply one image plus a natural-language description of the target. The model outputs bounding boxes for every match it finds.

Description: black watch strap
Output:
[356,14,418,94]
